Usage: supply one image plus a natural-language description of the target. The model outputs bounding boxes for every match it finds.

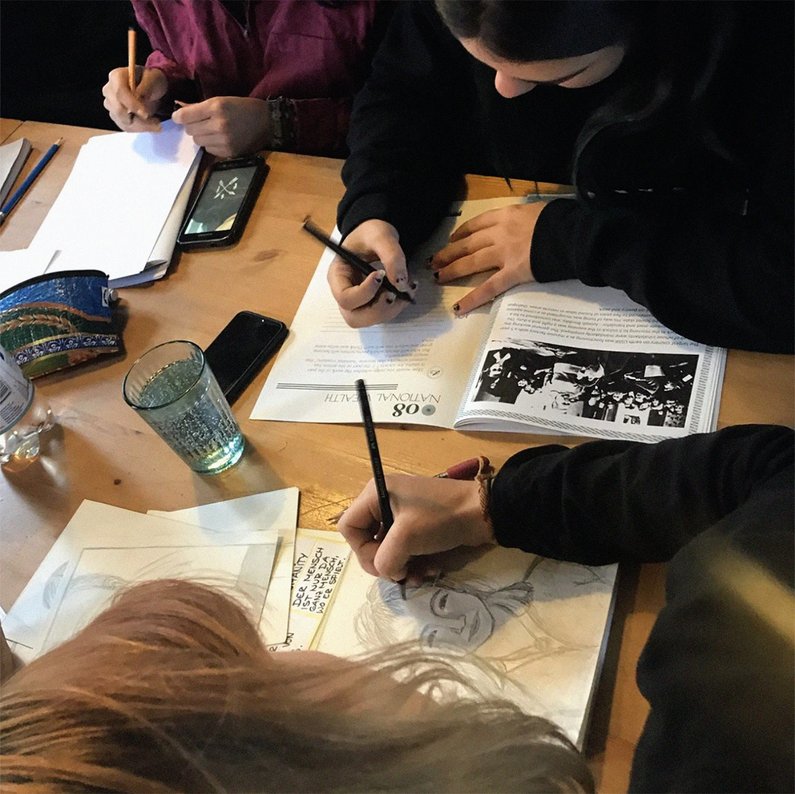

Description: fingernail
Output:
[386,295,395,304]
[410,280,418,290]
[452,303,460,313]
[395,274,406,284]
[375,273,384,283]
[432,272,439,281]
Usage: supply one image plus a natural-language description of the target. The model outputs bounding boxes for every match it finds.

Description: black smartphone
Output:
[177,156,269,249]
[204,311,288,405]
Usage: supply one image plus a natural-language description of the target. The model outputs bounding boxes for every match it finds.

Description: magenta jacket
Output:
[133,0,385,156]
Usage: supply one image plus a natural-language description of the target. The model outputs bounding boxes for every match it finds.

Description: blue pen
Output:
[0,138,63,226]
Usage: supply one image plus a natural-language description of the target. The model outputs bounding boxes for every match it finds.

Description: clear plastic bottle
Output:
[0,345,54,472]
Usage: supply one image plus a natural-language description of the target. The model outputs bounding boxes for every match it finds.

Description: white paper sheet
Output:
[30,121,200,286]
[0,248,57,294]
[5,500,279,663]
[316,546,617,748]
[267,528,350,653]
[149,487,299,646]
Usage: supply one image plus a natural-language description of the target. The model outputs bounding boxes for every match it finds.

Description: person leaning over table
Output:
[0,579,593,793]
[327,0,795,354]
[338,424,795,793]
[102,0,393,158]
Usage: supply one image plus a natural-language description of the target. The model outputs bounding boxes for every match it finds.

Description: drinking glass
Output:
[123,340,244,474]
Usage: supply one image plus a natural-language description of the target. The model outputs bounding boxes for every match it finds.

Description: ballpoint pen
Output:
[302,218,414,303]
[0,138,63,226]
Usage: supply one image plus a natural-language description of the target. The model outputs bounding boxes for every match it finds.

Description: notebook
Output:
[0,138,32,206]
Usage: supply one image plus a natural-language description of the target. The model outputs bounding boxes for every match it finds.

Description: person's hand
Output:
[327,219,417,328]
[171,97,270,158]
[337,474,495,584]
[102,66,167,132]
[429,202,547,315]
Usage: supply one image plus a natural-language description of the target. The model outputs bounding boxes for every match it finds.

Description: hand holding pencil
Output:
[325,218,418,328]
[337,418,497,589]
[101,28,167,133]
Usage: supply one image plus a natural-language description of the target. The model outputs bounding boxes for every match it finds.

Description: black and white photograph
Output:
[472,342,698,428]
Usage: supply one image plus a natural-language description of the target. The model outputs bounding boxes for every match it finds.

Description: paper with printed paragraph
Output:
[251,197,725,442]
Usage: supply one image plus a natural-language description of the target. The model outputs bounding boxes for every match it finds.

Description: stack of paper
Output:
[3,488,352,662]
[28,121,200,288]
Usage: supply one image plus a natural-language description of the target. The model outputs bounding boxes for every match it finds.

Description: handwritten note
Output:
[268,528,350,652]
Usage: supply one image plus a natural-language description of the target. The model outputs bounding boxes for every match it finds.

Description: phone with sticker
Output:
[178,156,268,249]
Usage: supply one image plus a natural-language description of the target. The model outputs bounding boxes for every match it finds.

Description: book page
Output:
[456,281,725,441]
[250,199,529,428]
[315,546,617,748]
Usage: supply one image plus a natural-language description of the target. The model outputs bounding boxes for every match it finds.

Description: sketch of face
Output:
[414,587,496,651]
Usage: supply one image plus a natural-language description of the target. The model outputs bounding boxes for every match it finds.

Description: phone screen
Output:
[204,312,288,404]
[183,165,257,235]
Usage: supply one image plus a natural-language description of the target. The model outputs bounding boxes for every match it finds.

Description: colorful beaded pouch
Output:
[0,270,122,378]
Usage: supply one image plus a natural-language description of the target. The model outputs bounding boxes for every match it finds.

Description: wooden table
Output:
[1,121,792,793]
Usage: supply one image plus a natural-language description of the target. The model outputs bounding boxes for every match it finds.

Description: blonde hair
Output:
[0,580,593,793]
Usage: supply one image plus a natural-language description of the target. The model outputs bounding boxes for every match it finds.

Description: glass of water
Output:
[123,340,244,474]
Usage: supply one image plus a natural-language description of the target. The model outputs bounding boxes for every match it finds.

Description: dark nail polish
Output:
[375,273,383,283]
[432,272,439,281]
[410,280,418,290]
[452,303,460,313]
[386,295,395,304]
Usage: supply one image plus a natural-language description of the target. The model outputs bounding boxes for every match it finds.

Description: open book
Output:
[315,545,617,749]
[252,197,725,442]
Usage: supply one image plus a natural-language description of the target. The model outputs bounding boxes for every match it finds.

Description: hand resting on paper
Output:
[327,219,417,328]
[103,66,167,132]
[171,97,271,159]
[429,202,548,316]
[337,474,495,586]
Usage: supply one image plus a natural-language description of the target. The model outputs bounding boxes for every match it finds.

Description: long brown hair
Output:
[1,579,593,793]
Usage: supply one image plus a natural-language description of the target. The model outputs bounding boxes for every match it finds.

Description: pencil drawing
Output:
[40,543,272,653]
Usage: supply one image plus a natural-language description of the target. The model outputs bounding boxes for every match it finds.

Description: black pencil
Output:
[355,379,406,598]
[302,218,413,303]
[356,379,394,531]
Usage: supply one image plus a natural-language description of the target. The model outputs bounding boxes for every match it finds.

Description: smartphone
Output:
[177,156,269,249]
[204,311,288,405]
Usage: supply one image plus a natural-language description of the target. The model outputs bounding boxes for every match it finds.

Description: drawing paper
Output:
[5,500,279,662]
[29,121,200,287]
[149,487,299,645]
[316,546,617,748]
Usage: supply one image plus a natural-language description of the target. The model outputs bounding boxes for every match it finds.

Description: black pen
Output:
[302,218,414,303]
[355,379,406,598]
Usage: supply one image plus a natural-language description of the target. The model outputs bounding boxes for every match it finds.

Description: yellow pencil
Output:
[127,27,137,93]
